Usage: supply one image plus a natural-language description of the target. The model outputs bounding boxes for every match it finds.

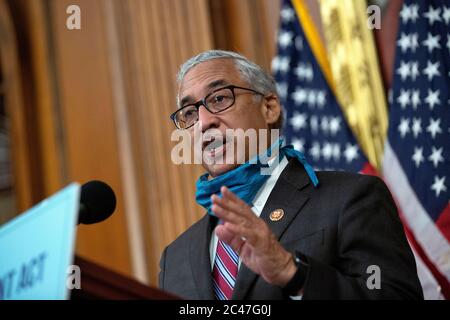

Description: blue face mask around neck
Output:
[195,139,319,216]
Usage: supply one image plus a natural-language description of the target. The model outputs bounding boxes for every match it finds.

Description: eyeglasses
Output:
[170,85,264,129]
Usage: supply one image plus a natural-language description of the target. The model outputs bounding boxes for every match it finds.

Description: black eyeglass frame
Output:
[170,85,264,129]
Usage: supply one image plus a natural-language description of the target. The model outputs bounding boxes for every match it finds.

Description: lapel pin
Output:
[269,209,284,222]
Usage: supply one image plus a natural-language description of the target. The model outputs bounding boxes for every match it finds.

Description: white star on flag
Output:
[423,6,442,25]
[398,118,410,137]
[410,61,420,80]
[294,63,313,82]
[307,90,316,107]
[289,112,308,131]
[291,138,304,152]
[412,118,422,138]
[332,144,341,161]
[278,31,294,49]
[309,142,321,160]
[271,56,280,73]
[316,91,326,108]
[430,175,447,197]
[423,61,440,81]
[412,147,424,167]
[397,61,411,81]
[329,117,341,136]
[322,143,333,161]
[397,89,411,108]
[280,6,295,22]
[443,6,450,24]
[410,33,419,52]
[398,33,413,52]
[411,90,421,109]
[278,56,290,73]
[343,144,359,163]
[426,118,442,139]
[400,3,420,23]
[428,146,444,168]
[422,33,441,53]
[310,116,319,134]
[400,3,412,23]
[424,89,441,109]
[321,117,329,134]
[410,4,420,22]
[292,87,307,105]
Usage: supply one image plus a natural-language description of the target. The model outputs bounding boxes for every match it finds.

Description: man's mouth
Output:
[203,136,228,158]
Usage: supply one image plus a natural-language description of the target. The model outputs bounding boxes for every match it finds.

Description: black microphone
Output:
[78,180,116,225]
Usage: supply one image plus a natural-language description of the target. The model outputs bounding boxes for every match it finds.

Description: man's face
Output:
[178,59,272,177]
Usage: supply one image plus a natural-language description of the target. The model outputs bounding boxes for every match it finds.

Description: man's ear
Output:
[261,94,282,128]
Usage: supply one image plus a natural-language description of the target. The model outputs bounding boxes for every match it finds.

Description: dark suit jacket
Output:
[159,158,423,299]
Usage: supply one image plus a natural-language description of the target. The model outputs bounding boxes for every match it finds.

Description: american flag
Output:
[382,0,450,299]
[272,0,373,174]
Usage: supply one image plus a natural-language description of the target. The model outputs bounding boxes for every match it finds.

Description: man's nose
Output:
[198,105,220,132]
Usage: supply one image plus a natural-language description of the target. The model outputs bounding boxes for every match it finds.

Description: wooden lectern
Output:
[70,256,179,300]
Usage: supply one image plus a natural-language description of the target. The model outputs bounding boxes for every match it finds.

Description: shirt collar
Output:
[251,156,289,216]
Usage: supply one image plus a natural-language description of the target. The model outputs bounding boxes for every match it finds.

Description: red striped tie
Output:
[212,240,239,300]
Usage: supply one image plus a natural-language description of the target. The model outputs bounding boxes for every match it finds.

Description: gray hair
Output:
[176,50,283,129]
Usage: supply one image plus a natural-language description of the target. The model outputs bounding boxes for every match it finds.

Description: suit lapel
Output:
[189,214,216,299]
[232,159,312,300]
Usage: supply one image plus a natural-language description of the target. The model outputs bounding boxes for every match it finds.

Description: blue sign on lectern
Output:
[0,183,80,300]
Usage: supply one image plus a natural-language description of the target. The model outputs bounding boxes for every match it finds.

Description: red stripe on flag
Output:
[402,221,450,299]
[381,179,450,299]
[381,174,450,299]
[436,204,450,244]
[360,162,378,176]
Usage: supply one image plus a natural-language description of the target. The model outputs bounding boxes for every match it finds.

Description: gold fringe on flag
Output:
[291,0,337,96]
[318,0,388,170]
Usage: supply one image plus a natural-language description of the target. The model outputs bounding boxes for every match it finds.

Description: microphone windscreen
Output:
[79,180,116,225]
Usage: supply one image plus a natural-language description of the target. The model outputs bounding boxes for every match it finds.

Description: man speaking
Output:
[159,50,423,300]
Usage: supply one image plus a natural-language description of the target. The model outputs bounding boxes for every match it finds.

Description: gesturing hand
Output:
[211,186,297,287]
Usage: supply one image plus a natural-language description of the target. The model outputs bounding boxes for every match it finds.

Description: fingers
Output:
[211,195,244,219]
[211,203,243,225]
[221,186,246,206]
[214,213,258,250]
[211,187,254,219]
[227,223,261,247]
[213,208,255,246]
[221,187,255,218]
